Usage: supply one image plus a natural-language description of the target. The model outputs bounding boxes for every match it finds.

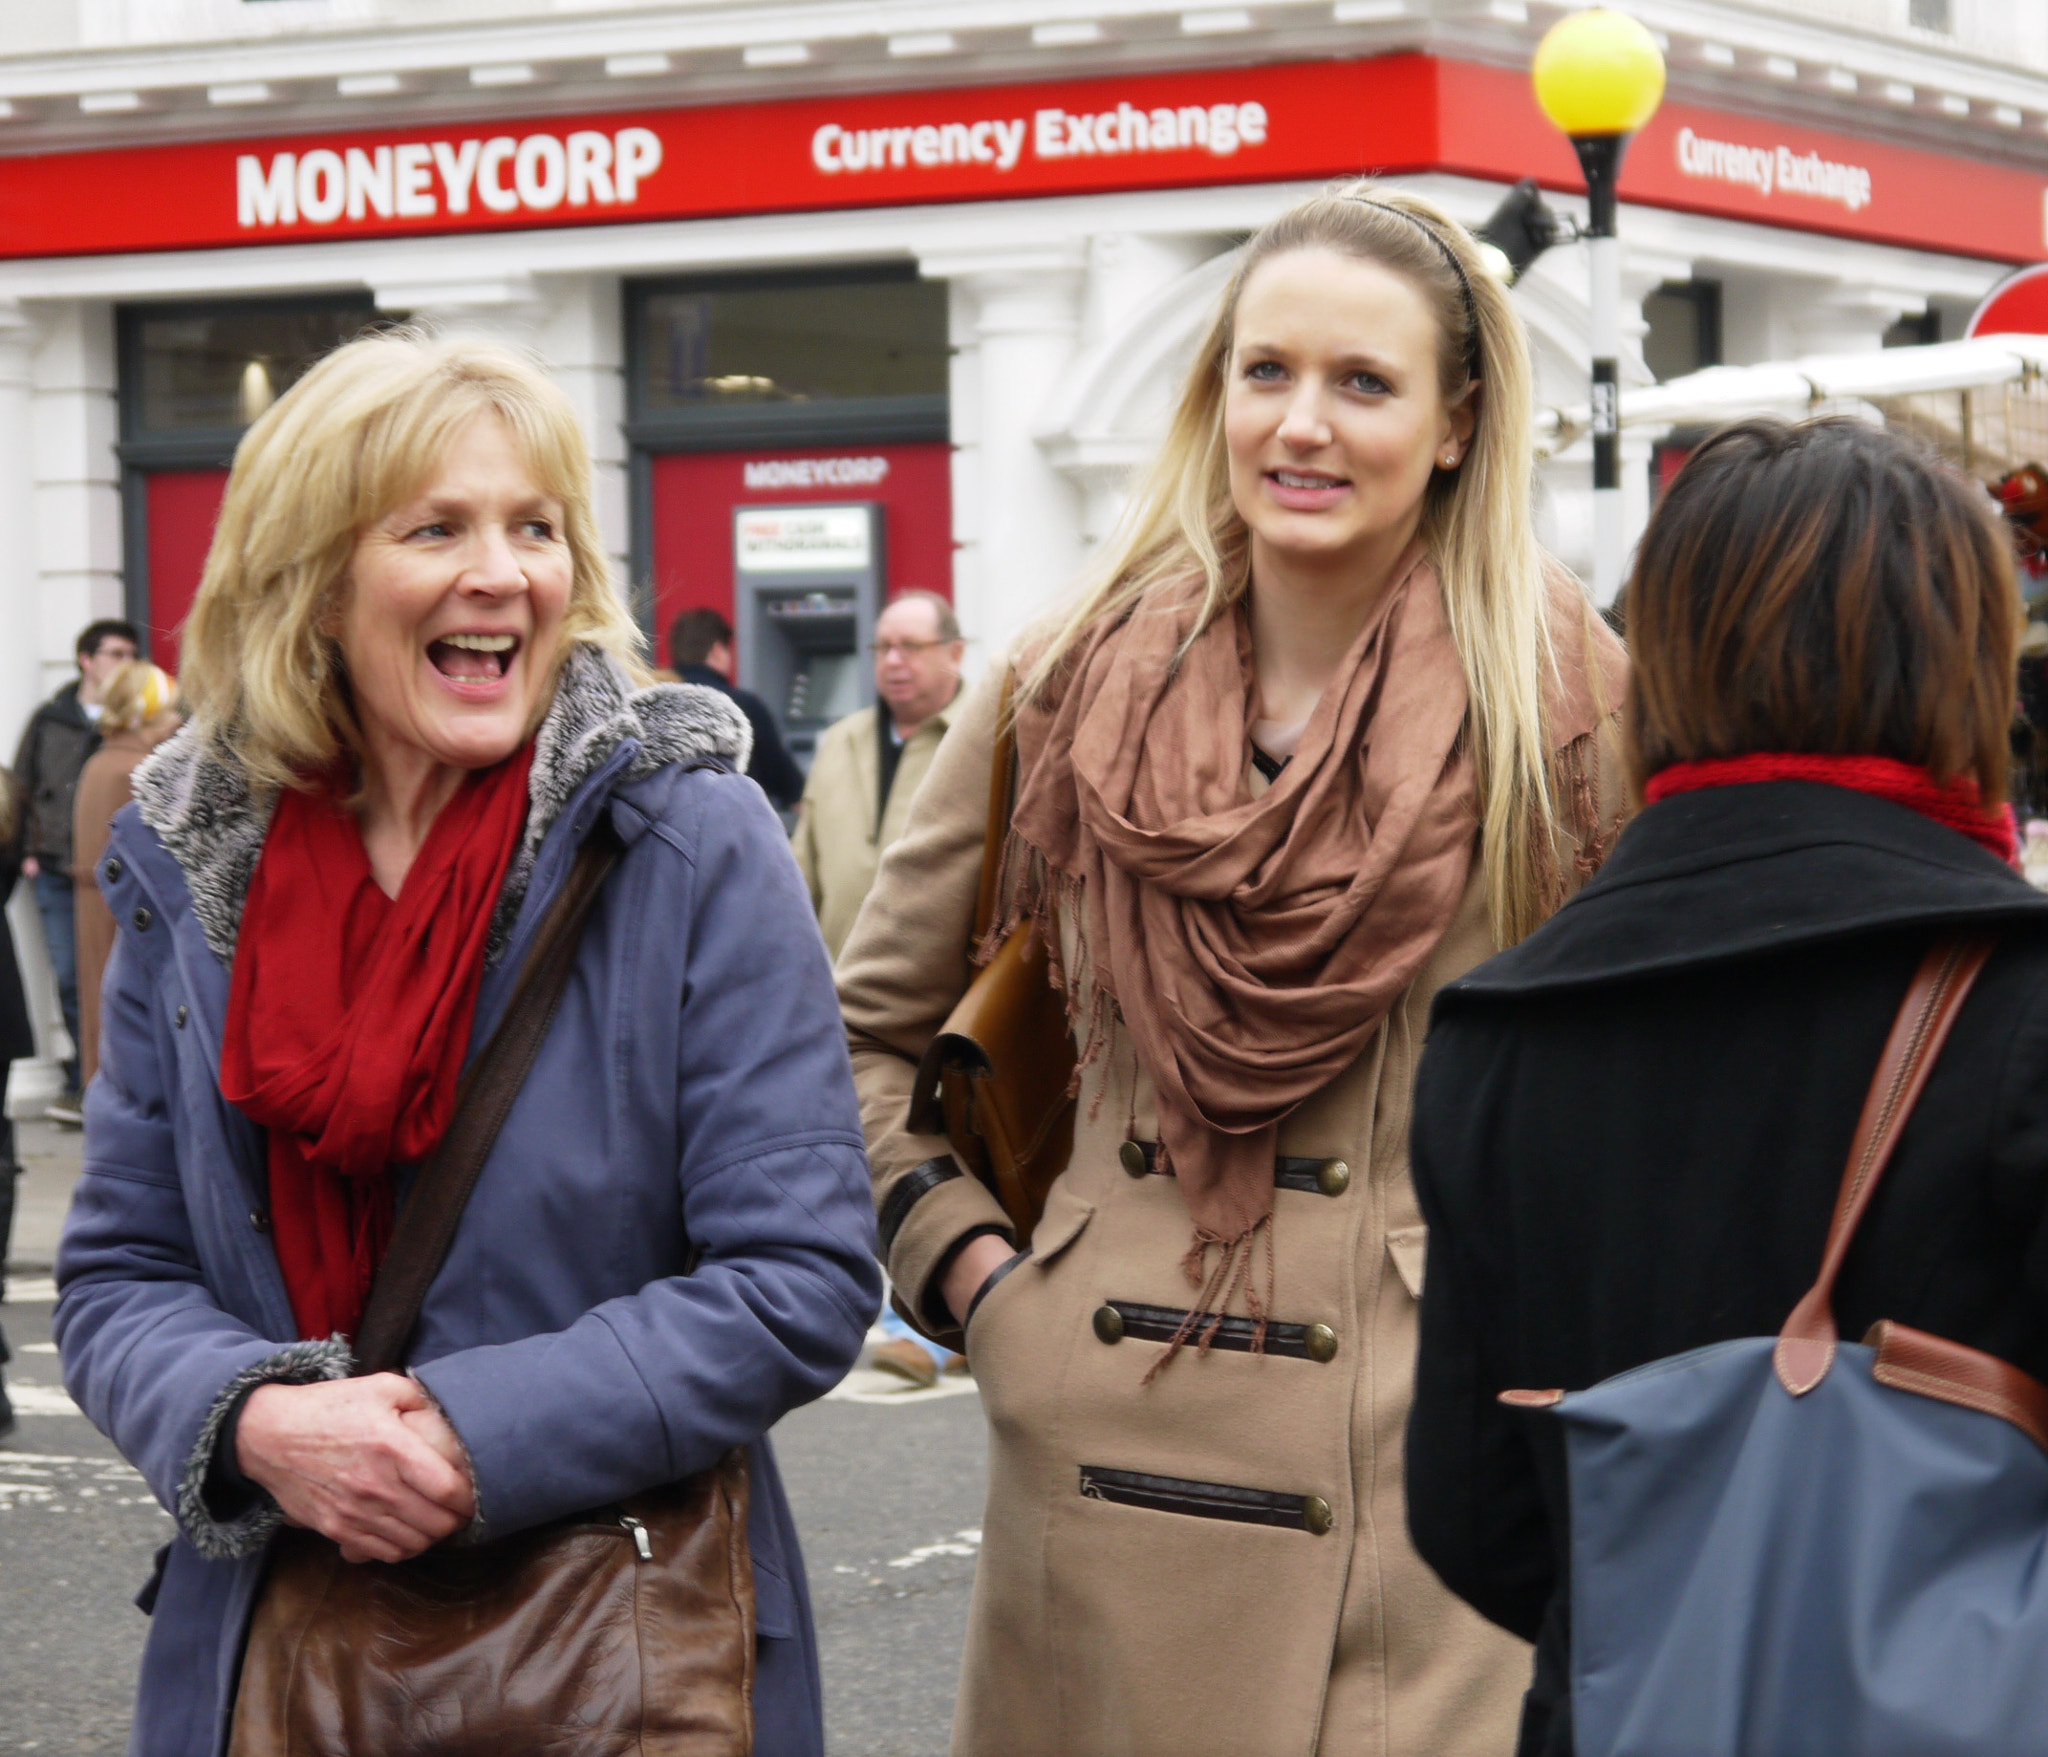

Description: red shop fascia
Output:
[10,52,2041,666]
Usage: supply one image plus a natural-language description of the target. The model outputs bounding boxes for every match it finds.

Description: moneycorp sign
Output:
[0,54,2041,263]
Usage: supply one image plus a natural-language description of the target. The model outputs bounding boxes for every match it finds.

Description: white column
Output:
[920,245,1087,665]
[0,303,43,782]
[0,300,56,1110]
[534,276,630,621]
[32,303,121,695]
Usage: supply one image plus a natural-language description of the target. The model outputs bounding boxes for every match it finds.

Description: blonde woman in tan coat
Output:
[837,184,1629,1757]
[71,660,179,1090]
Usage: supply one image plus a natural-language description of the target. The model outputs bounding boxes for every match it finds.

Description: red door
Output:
[142,468,231,674]
[648,442,952,669]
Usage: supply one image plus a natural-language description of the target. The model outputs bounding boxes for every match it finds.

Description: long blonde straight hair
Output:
[1022,182,1568,946]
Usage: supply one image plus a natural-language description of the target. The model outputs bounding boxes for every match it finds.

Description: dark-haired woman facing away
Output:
[1406,416,2048,1757]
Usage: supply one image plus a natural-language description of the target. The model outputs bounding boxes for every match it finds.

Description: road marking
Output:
[6,1383,80,1416]
[7,1278,58,1303]
[886,1527,983,1570]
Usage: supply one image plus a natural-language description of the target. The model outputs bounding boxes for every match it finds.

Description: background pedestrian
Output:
[795,587,967,1388]
[662,604,806,810]
[70,660,180,1092]
[54,332,878,1757]
[791,589,965,963]
[12,618,139,1122]
[836,184,1628,1757]
[1407,416,2048,1757]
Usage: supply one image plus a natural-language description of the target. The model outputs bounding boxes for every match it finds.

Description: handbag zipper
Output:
[619,1514,653,1561]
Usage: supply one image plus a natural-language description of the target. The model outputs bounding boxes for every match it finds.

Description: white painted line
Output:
[886,1527,983,1569]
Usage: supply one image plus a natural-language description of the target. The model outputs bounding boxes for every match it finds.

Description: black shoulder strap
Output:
[353,828,622,1376]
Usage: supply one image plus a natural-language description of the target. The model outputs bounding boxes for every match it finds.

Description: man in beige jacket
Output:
[791,589,964,962]
[793,588,966,1388]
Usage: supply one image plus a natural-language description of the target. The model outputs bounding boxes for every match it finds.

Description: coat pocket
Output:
[1077,1465,1333,1536]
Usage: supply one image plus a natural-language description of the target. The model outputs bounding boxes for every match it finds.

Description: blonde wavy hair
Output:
[1021,182,1583,946]
[180,330,641,793]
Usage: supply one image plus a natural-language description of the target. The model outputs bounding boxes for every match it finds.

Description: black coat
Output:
[11,680,98,870]
[677,664,805,809]
[1406,783,2048,1757]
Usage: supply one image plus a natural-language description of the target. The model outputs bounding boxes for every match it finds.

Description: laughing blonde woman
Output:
[836,183,1630,1756]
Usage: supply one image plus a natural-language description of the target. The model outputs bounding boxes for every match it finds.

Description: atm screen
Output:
[792,651,863,727]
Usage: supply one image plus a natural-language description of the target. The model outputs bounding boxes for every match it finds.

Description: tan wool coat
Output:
[72,730,157,1090]
[791,699,955,960]
[837,655,1627,1757]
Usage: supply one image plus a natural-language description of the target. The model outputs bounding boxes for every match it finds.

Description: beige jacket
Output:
[791,700,955,960]
[837,660,1627,1757]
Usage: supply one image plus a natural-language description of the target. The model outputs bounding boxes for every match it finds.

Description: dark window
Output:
[1909,0,1951,32]
[121,296,384,442]
[1642,281,1723,384]
[1884,308,1941,348]
[627,267,948,450]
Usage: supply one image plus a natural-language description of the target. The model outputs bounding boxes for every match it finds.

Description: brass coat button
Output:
[1316,1159,1351,1197]
[1119,1140,1148,1178]
[1304,1323,1339,1364]
[132,907,152,931]
[174,1006,188,1029]
[1303,1495,1333,1536]
[1093,1304,1125,1344]
[249,1210,271,1234]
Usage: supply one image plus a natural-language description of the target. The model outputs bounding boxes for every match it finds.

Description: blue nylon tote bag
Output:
[1507,937,2048,1757]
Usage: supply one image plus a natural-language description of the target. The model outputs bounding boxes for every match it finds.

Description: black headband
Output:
[1348,198,1482,382]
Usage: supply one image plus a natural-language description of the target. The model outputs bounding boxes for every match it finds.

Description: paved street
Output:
[0,1119,984,1756]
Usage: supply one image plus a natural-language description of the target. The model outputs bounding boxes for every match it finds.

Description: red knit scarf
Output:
[1644,753,2018,865]
[220,747,534,1341]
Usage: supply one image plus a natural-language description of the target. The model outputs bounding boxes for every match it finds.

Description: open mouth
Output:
[427,631,520,683]
[1269,469,1350,492]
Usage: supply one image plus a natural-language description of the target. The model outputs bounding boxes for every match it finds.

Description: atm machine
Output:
[732,501,884,771]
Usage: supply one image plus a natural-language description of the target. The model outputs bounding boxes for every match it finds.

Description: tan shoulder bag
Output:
[906,676,1077,1244]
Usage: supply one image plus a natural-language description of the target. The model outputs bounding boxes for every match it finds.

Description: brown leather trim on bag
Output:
[1866,1320,2048,1457]
[906,674,1077,1244]
[1774,937,1992,1397]
[354,826,622,1377]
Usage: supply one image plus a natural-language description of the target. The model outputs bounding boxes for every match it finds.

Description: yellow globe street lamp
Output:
[1533,8,1666,604]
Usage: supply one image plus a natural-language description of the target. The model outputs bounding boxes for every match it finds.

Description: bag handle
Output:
[353,827,622,1377]
[1773,935,1993,1396]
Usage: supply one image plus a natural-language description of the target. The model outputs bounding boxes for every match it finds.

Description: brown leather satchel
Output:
[907,680,1076,1243]
[228,828,757,1757]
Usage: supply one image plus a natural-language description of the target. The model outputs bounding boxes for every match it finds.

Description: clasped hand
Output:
[236,1373,477,1564]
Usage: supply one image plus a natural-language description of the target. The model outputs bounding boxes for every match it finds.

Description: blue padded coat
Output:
[53,649,881,1757]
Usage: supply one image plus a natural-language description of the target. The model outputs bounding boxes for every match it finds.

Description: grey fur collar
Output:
[132,643,750,966]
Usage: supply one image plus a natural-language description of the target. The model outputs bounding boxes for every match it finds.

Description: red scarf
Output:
[220,748,534,1341]
[1644,753,2019,865]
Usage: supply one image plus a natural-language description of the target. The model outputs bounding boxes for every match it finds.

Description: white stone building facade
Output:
[1,0,2046,1085]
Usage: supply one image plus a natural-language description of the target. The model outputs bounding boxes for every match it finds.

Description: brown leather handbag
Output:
[228,830,756,1757]
[906,679,1076,1243]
